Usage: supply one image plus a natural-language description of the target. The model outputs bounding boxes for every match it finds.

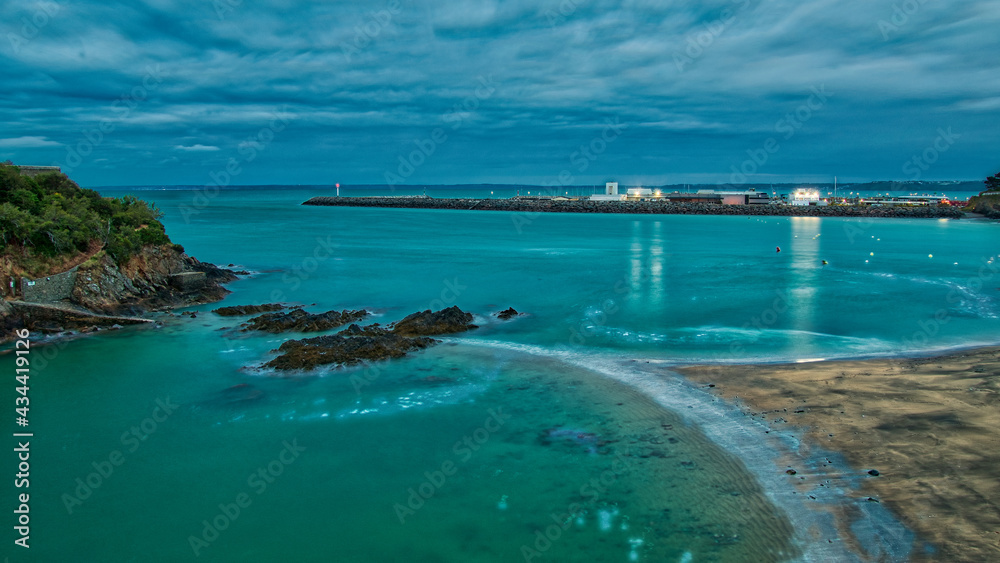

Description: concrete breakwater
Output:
[303,196,966,218]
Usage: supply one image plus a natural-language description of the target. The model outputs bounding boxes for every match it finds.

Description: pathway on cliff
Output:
[9,300,154,326]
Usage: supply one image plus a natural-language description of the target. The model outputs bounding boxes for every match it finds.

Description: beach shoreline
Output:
[463,339,913,561]
[673,345,1000,562]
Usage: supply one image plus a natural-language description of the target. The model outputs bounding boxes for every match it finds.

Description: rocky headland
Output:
[72,245,237,316]
[0,165,241,339]
[3,244,239,338]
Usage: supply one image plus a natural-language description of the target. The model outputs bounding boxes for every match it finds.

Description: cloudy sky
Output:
[1,0,998,187]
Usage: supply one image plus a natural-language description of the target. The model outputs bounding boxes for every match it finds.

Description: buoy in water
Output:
[776,246,781,253]
[822,260,828,265]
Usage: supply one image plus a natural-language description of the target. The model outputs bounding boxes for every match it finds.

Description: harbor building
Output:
[789,189,823,206]
[591,182,625,202]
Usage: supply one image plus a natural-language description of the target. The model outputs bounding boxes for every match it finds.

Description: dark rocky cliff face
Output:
[70,245,237,315]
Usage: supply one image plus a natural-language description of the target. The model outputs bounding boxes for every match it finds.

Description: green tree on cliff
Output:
[984,171,1000,194]
[0,163,172,266]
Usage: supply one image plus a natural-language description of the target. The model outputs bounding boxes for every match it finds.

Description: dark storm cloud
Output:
[1,0,997,186]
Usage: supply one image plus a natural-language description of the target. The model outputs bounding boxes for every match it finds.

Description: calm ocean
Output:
[15,186,996,562]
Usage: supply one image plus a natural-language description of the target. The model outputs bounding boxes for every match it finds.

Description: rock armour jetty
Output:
[303,196,965,218]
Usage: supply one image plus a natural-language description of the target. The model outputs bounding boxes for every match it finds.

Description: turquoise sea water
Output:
[6,187,997,562]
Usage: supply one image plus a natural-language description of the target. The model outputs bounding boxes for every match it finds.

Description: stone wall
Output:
[22,266,79,303]
[16,165,62,177]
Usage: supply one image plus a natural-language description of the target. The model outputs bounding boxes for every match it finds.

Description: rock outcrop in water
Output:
[214,303,286,316]
[265,331,437,371]
[391,306,477,336]
[496,307,520,320]
[241,308,369,333]
[264,307,475,371]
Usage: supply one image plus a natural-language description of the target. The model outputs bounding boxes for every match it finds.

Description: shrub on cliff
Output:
[0,163,172,267]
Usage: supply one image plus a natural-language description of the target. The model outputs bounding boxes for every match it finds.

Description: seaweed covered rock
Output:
[392,306,477,336]
[265,332,436,371]
[242,308,369,333]
[261,308,479,372]
[338,323,389,337]
[214,303,286,317]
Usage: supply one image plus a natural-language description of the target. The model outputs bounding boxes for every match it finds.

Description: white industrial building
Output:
[589,183,774,204]
[590,182,626,201]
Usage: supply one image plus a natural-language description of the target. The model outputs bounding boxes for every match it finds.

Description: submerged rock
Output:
[537,427,604,454]
[265,332,437,371]
[214,303,286,317]
[217,383,265,404]
[496,307,520,320]
[242,308,369,333]
[391,306,477,336]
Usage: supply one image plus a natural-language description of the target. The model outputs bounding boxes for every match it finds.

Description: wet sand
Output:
[675,347,1000,562]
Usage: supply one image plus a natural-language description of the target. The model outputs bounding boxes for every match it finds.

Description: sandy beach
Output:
[676,347,1000,562]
